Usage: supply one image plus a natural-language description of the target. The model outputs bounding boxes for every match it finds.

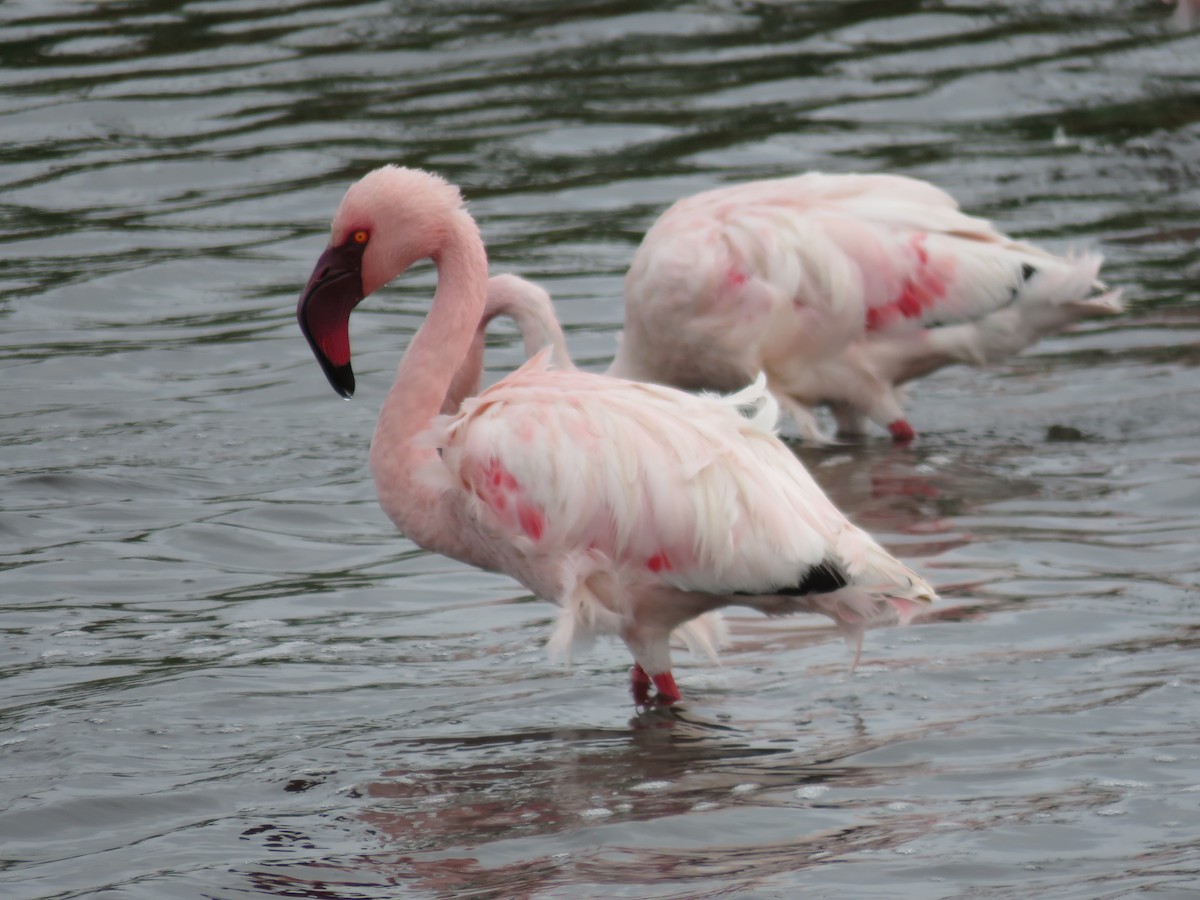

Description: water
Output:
[2,1,1198,897]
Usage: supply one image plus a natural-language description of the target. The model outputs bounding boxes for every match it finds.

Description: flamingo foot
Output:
[651,671,682,705]
[888,419,916,444]
[630,665,682,705]
[630,664,652,705]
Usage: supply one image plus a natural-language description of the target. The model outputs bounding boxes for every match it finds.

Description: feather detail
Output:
[671,611,727,662]
[702,371,780,436]
[547,552,626,664]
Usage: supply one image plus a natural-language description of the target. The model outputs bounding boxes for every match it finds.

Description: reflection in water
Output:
[241,714,926,897]
[2,0,1200,898]
[234,627,1197,899]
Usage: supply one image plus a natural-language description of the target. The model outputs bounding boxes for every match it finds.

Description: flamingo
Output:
[608,172,1124,443]
[296,165,937,705]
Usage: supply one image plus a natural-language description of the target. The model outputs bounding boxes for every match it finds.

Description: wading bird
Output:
[609,172,1123,443]
[296,166,936,705]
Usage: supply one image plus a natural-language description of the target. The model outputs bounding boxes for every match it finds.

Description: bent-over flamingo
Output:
[609,172,1124,443]
[296,165,937,705]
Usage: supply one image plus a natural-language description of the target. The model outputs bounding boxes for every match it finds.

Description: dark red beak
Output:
[297,241,366,398]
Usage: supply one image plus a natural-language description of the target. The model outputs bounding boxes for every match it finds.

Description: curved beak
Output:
[297,242,365,398]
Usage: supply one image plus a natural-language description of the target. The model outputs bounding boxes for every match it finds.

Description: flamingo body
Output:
[297,166,936,705]
[611,172,1123,442]
[436,356,927,674]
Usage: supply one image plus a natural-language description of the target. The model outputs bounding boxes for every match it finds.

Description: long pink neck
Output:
[442,328,485,414]
[501,293,571,370]
[442,275,575,414]
[369,211,489,543]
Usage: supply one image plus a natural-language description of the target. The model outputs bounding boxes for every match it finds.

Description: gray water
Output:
[2,2,1199,898]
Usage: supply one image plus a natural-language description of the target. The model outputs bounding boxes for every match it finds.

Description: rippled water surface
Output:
[3,2,1199,898]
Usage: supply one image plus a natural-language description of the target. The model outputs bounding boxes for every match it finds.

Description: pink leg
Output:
[651,672,681,705]
[888,419,916,444]
[630,664,652,705]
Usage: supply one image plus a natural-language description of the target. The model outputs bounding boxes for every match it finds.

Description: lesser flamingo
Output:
[296,165,936,706]
[609,172,1123,443]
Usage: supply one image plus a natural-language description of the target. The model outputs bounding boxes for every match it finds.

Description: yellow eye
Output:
[352,230,369,245]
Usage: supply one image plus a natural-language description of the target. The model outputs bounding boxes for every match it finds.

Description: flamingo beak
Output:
[297,242,365,398]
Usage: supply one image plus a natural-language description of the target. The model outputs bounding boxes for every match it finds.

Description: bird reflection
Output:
[236,712,933,898]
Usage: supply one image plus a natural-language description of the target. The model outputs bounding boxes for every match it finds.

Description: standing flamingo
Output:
[297,165,936,705]
[609,172,1124,443]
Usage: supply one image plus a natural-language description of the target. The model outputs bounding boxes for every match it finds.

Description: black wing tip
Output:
[733,559,850,599]
[779,560,849,596]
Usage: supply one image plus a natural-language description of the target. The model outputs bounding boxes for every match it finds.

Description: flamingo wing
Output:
[633,172,1100,343]
[432,352,925,602]
[622,172,1121,443]
[811,189,1074,335]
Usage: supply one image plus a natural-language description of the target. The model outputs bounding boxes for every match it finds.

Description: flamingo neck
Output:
[484,275,574,372]
[607,337,650,382]
[370,211,488,529]
[509,300,572,371]
[443,276,576,413]
[442,320,486,414]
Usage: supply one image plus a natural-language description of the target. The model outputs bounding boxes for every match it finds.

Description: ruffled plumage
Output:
[613,172,1123,442]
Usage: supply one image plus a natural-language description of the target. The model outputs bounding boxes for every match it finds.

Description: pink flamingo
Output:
[609,172,1124,443]
[297,165,937,705]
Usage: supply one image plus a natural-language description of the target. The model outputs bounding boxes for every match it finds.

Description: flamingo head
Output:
[297,165,466,397]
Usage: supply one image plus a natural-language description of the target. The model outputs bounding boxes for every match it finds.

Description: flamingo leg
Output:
[630,665,682,705]
[651,671,681,705]
[888,419,916,443]
[630,664,653,705]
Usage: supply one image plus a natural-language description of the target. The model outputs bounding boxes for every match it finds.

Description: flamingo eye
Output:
[352,230,369,245]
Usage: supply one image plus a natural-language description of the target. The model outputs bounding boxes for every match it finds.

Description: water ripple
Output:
[2,1,1199,898]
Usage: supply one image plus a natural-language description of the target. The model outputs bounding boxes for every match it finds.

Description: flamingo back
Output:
[431,352,933,606]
